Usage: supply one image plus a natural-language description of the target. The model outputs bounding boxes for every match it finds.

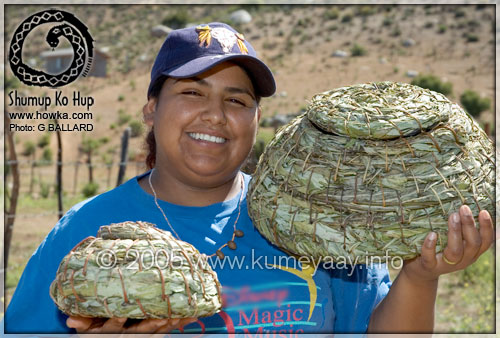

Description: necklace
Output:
[148,168,245,259]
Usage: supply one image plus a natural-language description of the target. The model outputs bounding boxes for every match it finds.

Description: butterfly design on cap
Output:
[196,25,248,54]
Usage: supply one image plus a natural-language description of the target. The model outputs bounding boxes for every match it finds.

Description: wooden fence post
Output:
[4,112,20,277]
[73,159,80,195]
[117,127,130,186]
[29,152,35,195]
[56,125,63,219]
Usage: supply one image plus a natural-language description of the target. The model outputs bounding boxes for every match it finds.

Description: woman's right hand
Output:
[66,315,197,334]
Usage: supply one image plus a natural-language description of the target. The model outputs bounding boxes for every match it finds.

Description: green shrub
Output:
[460,90,491,117]
[253,140,266,161]
[391,26,401,37]
[5,75,21,91]
[323,8,339,20]
[37,134,50,148]
[297,17,310,27]
[118,112,132,126]
[467,19,480,28]
[438,24,447,34]
[39,181,50,198]
[403,7,415,19]
[351,43,367,57]
[263,41,275,50]
[99,137,110,144]
[341,13,353,23]
[82,182,99,198]
[162,9,189,29]
[254,128,275,159]
[411,74,453,96]
[299,34,311,44]
[465,33,479,42]
[129,120,144,137]
[454,8,466,18]
[357,5,376,17]
[117,94,125,102]
[22,141,36,157]
[382,16,393,26]
[41,148,52,164]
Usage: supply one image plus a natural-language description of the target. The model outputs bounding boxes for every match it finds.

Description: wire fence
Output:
[5,159,149,220]
[5,159,146,167]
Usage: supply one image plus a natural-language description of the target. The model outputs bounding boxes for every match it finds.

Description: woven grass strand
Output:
[248,82,495,262]
[50,221,222,318]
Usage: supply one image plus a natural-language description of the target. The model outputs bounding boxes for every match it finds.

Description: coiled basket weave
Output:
[248,82,494,262]
[50,221,222,318]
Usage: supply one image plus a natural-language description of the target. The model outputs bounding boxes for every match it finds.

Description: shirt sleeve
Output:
[329,263,392,333]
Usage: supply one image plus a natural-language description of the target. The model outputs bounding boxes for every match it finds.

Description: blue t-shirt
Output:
[4,171,391,335]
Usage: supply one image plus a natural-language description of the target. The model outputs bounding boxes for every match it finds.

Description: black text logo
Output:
[9,9,94,88]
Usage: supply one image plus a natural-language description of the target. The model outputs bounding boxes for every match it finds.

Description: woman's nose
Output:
[201,99,227,125]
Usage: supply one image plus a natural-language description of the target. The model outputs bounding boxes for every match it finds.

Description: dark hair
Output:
[144,73,262,169]
[145,75,168,169]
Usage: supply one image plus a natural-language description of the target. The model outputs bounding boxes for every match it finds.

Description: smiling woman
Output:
[140,63,261,204]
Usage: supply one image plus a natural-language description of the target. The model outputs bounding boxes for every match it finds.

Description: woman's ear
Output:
[143,97,157,127]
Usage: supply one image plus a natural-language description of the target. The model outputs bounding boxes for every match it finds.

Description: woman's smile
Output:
[188,132,227,144]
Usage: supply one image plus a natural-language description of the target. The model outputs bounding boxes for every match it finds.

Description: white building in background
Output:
[40,47,109,77]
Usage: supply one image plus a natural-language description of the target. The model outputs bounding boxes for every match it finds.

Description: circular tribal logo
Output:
[9,9,94,88]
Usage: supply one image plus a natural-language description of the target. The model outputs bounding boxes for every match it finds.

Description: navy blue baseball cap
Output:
[148,22,276,98]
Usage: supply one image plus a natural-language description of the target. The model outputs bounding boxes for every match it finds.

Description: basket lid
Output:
[307,81,452,140]
[97,221,172,240]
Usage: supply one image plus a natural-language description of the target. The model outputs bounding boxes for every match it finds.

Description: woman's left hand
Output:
[401,205,494,285]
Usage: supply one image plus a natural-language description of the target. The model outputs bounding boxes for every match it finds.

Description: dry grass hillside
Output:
[3,3,496,333]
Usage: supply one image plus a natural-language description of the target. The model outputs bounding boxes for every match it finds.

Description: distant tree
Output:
[37,134,50,149]
[36,133,51,167]
[23,141,37,194]
[411,74,453,96]
[42,148,53,164]
[460,90,491,117]
[351,43,367,57]
[79,138,102,183]
[82,182,99,198]
[22,141,36,157]
[102,150,115,189]
[4,112,20,280]
[129,120,144,137]
[162,9,189,29]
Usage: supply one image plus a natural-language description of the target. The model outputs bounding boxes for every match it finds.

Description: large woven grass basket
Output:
[248,82,494,262]
[50,221,222,318]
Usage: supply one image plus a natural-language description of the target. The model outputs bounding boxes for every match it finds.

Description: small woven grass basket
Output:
[50,221,222,318]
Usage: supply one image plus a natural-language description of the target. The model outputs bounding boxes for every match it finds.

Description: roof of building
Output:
[41,47,109,58]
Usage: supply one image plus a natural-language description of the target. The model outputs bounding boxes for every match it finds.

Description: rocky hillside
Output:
[5,4,495,164]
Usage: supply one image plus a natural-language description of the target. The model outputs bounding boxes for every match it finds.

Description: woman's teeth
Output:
[188,133,226,144]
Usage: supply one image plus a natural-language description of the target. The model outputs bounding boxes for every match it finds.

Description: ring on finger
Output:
[442,253,459,265]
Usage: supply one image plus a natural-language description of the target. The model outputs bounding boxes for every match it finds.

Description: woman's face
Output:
[144,62,261,188]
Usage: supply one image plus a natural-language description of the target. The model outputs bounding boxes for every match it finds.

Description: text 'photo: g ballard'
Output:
[7,90,95,132]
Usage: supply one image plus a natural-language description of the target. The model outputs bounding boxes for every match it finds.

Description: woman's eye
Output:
[229,98,246,106]
[182,91,200,96]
